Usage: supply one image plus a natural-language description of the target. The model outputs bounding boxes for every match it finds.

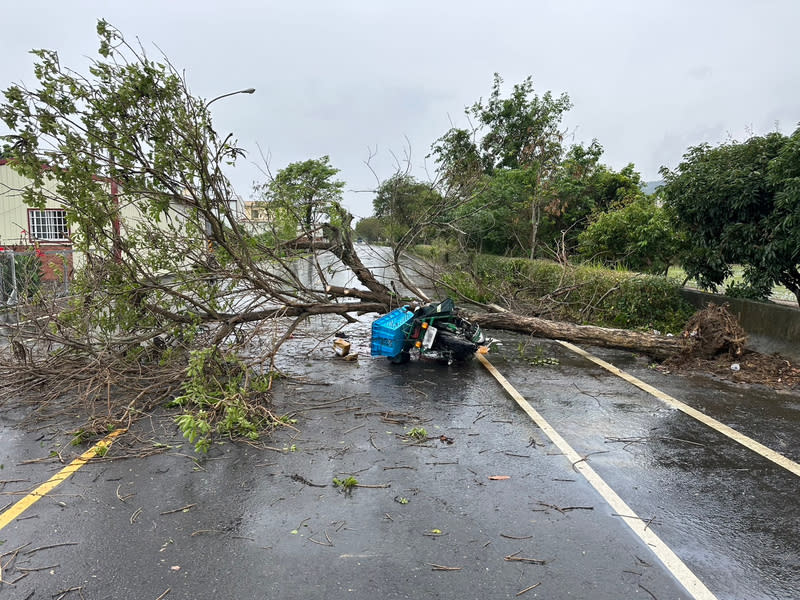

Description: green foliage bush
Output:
[441,254,694,334]
[171,347,281,452]
[724,280,770,301]
[577,196,680,275]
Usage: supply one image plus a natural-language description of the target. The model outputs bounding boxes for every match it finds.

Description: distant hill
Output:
[642,180,664,195]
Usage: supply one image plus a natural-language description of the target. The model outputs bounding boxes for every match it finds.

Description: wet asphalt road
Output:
[0,318,799,600]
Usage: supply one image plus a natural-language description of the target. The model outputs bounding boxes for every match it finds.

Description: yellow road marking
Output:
[0,429,125,531]
[557,340,800,478]
[477,352,718,600]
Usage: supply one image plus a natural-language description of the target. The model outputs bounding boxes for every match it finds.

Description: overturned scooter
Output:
[370,298,491,364]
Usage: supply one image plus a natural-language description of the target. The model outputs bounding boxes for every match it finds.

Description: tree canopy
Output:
[430,74,572,257]
[266,156,344,232]
[660,130,800,304]
[371,174,442,242]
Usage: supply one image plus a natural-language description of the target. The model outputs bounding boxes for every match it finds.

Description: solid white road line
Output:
[477,352,718,600]
[557,340,800,478]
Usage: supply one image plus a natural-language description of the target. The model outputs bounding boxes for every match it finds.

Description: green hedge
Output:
[438,253,694,334]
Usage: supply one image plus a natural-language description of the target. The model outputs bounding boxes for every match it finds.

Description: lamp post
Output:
[204,87,255,108]
[201,87,255,249]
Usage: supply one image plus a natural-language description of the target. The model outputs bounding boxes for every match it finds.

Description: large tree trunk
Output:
[467,311,686,359]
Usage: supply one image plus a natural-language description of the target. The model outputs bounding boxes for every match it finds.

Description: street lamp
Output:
[201,87,255,251]
[204,88,256,108]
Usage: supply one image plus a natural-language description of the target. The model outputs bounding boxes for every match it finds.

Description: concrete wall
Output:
[680,289,800,361]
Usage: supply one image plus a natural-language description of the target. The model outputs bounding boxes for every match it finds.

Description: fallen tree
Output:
[0,21,760,451]
[467,311,685,360]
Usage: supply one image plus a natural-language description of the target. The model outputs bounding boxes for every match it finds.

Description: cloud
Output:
[2,0,799,216]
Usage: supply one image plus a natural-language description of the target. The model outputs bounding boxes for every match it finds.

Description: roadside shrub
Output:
[435,252,694,334]
[597,276,694,333]
[440,270,492,303]
[724,281,770,302]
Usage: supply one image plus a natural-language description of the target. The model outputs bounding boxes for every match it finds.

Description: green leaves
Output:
[661,130,800,305]
[266,156,344,233]
[578,196,679,275]
[470,73,572,174]
[372,174,442,243]
[173,348,281,452]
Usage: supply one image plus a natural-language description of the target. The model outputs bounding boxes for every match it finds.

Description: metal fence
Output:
[0,249,72,306]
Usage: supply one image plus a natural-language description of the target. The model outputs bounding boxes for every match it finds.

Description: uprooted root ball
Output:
[681,303,747,359]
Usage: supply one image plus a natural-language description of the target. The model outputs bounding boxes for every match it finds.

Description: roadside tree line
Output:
[355,75,800,306]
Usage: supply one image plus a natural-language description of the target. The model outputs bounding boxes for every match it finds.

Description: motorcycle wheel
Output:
[435,331,477,362]
[388,351,411,364]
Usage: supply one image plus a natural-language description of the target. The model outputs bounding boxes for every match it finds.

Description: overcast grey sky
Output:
[3,1,799,219]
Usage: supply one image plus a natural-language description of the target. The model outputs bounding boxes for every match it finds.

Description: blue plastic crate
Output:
[370,306,414,357]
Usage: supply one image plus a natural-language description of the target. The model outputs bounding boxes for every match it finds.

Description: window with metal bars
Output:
[28,209,69,242]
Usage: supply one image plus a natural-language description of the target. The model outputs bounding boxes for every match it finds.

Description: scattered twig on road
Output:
[354,482,391,489]
[659,436,705,447]
[53,585,84,600]
[536,501,593,514]
[571,450,609,471]
[190,529,223,536]
[573,383,602,407]
[368,433,381,451]
[20,454,63,465]
[383,465,415,470]
[159,504,196,515]
[500,533,533,540]
[343,423,365,435]
[1,544,27,584]
[504,551,546,565]
[288,474,327,488]
[129,507,142,524]
[155,589,171,600]
[611,514,661,529]
[605,436,647,446]
[638,583,658,600]
[3,571,29,585]
[295,397,349,411]
[115,484,134,502]
[426,563,461,571]
[606,435,705,450]
[18,564,59,572]
[23,542,74,556]
[308,530,334,547]
[516,582,541,596]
